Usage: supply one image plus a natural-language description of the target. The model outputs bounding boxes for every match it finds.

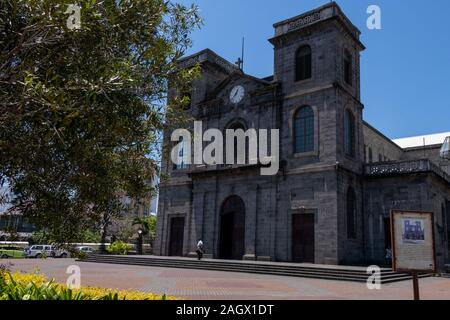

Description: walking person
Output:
[196,239,204,260]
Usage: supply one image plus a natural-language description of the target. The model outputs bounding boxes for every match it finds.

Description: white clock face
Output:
[229,85,245,104]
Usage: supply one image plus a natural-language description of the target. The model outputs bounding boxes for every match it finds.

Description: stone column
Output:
[153,185,167,256]
[368,213,374,261]
[243,185,258,260]
[187,190,205,258]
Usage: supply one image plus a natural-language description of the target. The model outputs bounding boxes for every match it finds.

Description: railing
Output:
[365,159,450,184]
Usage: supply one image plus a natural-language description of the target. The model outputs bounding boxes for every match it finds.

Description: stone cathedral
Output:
[155,2,450,269]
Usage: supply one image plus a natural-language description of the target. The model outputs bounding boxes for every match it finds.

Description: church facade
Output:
[154,2,450,269]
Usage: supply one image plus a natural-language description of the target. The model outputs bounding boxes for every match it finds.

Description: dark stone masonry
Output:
[155,2,450,270]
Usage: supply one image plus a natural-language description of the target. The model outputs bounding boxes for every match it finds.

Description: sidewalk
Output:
[5,258,450,300]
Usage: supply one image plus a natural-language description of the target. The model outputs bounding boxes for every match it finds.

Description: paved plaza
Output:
[4,258,450,300]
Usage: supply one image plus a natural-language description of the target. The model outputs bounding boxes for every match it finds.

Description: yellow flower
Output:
[1,272,178,300]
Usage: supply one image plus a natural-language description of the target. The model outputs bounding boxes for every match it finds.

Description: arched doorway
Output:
[219,196,245,260]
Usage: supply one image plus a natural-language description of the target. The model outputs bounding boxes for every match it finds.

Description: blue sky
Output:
[180,0,450,139]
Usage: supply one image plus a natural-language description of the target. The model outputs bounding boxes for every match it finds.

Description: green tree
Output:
[0,0,201,243]
[132,215,157,241]
[31,230,50,244]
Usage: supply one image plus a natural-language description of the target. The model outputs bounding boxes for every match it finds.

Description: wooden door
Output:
[292,214,315,263]
[169,217,185,256]
[219,196,245,260]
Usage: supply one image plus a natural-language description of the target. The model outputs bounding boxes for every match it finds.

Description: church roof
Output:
[393,132,450,149]
[177,48,240,74]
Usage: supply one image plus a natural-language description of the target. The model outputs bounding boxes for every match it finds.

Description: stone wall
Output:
[363,122,404,163]
[363,172,450,270]
[402,145,450,175]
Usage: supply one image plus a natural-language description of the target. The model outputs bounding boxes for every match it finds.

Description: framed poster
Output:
[391,210,436,273]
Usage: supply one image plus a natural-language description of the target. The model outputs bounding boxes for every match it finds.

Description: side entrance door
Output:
[292,214,315,263]
[169,217,185,256]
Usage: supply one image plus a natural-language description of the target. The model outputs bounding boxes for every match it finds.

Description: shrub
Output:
[0,271,175,300]
[107,241,132,255]
[69,250,87,260]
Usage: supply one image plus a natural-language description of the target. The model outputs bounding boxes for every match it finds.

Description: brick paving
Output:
[3,258,450,300]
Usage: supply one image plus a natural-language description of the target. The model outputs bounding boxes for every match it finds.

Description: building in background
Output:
[0,184,36,240]
[119,177,159,218]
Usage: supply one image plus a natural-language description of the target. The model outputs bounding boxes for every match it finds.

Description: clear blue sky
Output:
[180,0,450,139]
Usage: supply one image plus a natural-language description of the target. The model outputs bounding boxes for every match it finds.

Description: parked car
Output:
[51,245,70,258]
[24,244,70,258]
[0,246,26,259]
[24,245,53,258]
[76,246,95,255]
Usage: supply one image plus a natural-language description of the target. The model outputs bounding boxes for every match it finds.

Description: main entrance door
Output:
[169,217,185,256]
[292,214,315,263]
[219,196,245,260]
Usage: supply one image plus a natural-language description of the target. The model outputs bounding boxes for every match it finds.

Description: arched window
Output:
[294,106,314,153]
[230,122,245,162]
[173,136,189,170]
[225,121,248,165]
[369,147,373,163]
[295,46,312,81]
[344,110,356,157]
[347,187,357,239]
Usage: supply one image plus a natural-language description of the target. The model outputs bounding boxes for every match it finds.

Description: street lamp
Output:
[137,229,143,255]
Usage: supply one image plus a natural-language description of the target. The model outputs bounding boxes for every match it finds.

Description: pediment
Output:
[204,71,273,104]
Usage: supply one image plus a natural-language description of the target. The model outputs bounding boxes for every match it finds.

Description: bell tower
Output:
[270,2,364,100]
[269,2,367,264]
[269,1,365,167]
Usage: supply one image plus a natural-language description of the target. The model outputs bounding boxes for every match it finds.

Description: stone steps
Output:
[78,255,431,284]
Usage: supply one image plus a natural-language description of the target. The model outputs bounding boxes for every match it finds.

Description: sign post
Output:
[390,210,436,301]
[412,272,420,301]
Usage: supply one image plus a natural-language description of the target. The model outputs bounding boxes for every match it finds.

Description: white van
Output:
[25,245,69,258]
[24,245,53,258]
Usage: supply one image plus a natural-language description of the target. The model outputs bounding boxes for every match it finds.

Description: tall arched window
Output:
[347,187,357,239]
[295,46,312,82]
[225,121,248,165]
[173,136,189,170]
[344,110,356,157]
[294,106,314,153]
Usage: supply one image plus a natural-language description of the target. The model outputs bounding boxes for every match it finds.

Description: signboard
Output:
[391,210,436,273]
